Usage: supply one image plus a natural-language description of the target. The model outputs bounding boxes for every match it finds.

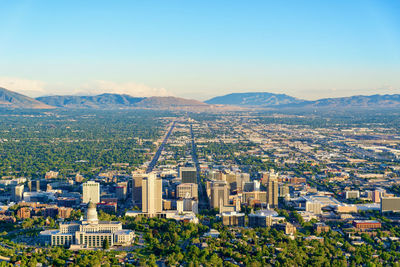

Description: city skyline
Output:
[1,0,399,100]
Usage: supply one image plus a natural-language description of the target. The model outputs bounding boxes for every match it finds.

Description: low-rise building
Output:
[17,207,31,219]
[353,220,381,230]
[314,223,330,233]
[345,190,360,199]
[248,209,280,227]
[381,197,400,213]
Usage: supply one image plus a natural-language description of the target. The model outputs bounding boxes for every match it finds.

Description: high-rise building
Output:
[261,169,279,185]
[306,201,322,215]
[132,173,145,207]
[278,183,290,198]
[12,184,24,202]
[243,181,260,192]
[116,182,128,200]
[372,189,382,203]
[266,176,279,208]
[28,180,40,192]
[207,170,223,181]
[176,183,198,199]
[210,181,228,210]
[243,191,267,205]
[177,199,198,214]
[236,173,250,192]
[82,181,100,204]
[180,167,197,184]
[142,172,162,215]
[222,172,250,193]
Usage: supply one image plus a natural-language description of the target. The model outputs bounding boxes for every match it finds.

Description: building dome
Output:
[85,201,98,224]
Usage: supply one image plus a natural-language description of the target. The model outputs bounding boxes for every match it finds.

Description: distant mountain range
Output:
[205,92,302,106]
[1,87,400,110]
[205,92,400,109]
[301,94,400,108]
[36,94,145,109]
[36,94,208,110]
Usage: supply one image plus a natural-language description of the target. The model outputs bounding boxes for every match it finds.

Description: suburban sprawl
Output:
[0,108,400,266]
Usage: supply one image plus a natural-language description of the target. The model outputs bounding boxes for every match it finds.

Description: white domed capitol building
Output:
[40,201,134,248]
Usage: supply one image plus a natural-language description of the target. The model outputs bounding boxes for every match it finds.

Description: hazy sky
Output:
[0,0,399,100]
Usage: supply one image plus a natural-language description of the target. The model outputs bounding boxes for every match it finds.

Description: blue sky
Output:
[0,0,399,100]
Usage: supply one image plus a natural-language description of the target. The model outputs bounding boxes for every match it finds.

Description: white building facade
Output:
[40,202,134,248]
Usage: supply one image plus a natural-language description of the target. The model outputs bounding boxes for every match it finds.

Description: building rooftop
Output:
[250,209,279,217]
[353,220,380,224]
[221,211,245,216]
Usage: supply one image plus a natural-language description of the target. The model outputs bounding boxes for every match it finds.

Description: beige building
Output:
[261,169,279,185]
[176,183,198,199]
[235,173,250,192]
[222,172,250,193]
[381,197,400,212]
[306,201,322,215]
[266,177,279,208]
[82,181,100,204]
[142,172,162,215]
[243,191,267,205]
[335,205,357,213]
[132,172,145,207]
[210,181,228,210]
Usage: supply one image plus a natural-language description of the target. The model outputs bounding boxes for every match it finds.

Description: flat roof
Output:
[353,220,380,223]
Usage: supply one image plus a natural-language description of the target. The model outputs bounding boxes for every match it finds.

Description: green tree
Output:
[102,238,110,250]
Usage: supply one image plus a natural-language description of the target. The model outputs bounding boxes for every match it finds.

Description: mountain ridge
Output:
[0,87,54,109]
[1,87,400,110]
[36,93,145,109]
[205,92,302,107]
[36,94,210,110]
[206,92,400,109]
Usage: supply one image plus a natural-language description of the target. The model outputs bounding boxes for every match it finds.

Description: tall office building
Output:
[176,183,198,199]
[261,169,279,185]
[243,191,267,205]
[142,172,162,215]
[82,181,100,204]
[236,173,250,192]
[132,173,145,207]
[279,183,290,198]
[12,184,24,202]
[221,172,249,193]
[210,181,228,210]
[28,180,40,192]
[180,167,197,184]
[372,190,382,203]
[116,182,128,200]
[266,177,279,208]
